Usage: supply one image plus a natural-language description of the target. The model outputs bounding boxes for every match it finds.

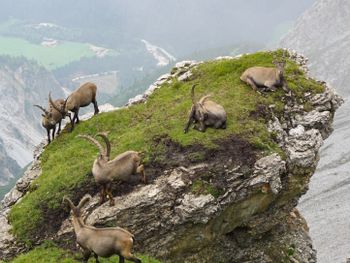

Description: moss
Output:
[287,244,296,257]
[303,101,314,112]
[191,179,221,198]
[188,152,206,162]
[8,49,324,244]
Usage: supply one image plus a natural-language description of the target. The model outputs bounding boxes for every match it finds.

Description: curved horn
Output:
[33,104,49,116]
[63,196,75,210]
[60,95,69,114]
[48,92,63,113]
[191,84,198,104]
[199,94,212,104]
[77,194,92,210]
[96,132,111,158]
[77,134,105,156]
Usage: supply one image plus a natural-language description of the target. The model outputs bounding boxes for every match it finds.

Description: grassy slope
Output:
[8,242,160,263]
[7,50,324,259]
[0,36,117,70]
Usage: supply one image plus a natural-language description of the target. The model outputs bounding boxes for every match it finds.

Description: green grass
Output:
[8,50,324,245]
[9,242,161,263]
[191,179,221,198]
[0,36,117,69]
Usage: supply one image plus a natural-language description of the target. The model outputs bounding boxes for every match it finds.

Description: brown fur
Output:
[77,133,146,206]
[63,195,141,263]
[51,82,99,131]
[33,95,65,144]
[184,84,227,133]
[240,55,286,92]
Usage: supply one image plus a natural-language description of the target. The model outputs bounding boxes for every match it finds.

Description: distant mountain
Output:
[0,56,63,184]
[280,1,350,262]
[281,0,350,95]
[0,138,20,187]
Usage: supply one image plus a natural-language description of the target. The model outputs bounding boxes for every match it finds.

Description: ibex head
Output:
[63,195,92,217]
[273,51,287,77]
[184,84,212,133]
[33,104,56,125]
[49,92,69,118]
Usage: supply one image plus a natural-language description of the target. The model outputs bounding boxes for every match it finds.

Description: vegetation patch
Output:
[8,50,324,247]
[9,241,161,263]
[0,36,117,70]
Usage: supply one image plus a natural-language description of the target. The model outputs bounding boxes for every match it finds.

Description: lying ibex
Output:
[184,84,227,133]
[63,195,141,263]
[77,133,146,206]
[240,53,286,92]
[34,94,65,144]
[51,82,99,130]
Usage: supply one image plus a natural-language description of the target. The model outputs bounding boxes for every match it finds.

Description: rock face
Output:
[0,52,343,262]
[281,1,350,262]
[59,53,340,262]
[0,139,20,187]
[0,57,63,187]
[0,142,44,258]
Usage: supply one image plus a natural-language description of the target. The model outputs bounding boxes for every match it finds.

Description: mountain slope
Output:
[0,50,341,262]
[0,139,20,187]
[280,1,350,262]
[0,56,63,190]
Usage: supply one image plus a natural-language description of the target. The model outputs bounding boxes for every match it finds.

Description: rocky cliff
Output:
[0,50,342,262]
[280,1,350,262]
[0,56,63,189]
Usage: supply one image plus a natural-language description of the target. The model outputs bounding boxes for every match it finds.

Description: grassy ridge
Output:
[8,50,324,248]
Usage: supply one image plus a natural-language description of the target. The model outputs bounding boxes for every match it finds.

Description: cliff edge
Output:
[0,50,343,263]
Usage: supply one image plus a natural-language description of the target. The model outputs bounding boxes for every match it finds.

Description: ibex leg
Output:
[137,164,147,184]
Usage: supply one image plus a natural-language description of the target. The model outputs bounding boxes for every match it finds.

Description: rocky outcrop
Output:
[281,2,350,261]
[0,142,44,257]
[59,53,341,262]
[0,52,343,262]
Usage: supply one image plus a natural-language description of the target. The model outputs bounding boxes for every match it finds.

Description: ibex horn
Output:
[96,132,111,158]
[77,134,105,157]
[33,104,49,116]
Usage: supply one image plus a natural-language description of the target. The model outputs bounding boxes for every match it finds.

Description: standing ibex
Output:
[77,132,146,206]
[240,53,286,92]
[34,94,65,144]
[63,195,142,263]
[184,84,227,133]
[51,82,99,131]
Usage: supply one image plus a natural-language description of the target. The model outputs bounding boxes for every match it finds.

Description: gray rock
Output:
[250,153,286,194]
[177,70,193,82]
[0,51,342,263]
[0,211,16,259]
[286,128,323,168]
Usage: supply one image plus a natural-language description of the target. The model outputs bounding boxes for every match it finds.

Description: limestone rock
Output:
[250,154,286,194]
[0,51,342,262]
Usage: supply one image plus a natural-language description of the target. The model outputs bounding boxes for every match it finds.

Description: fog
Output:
[0,0,316,55]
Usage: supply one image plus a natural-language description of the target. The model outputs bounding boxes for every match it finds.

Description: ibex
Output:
[77,133,146,206]
[240,53,286,92]
[51,82,99,131]
[34,94,65,144]
[63,195,142,263]
[184,84,227,133]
